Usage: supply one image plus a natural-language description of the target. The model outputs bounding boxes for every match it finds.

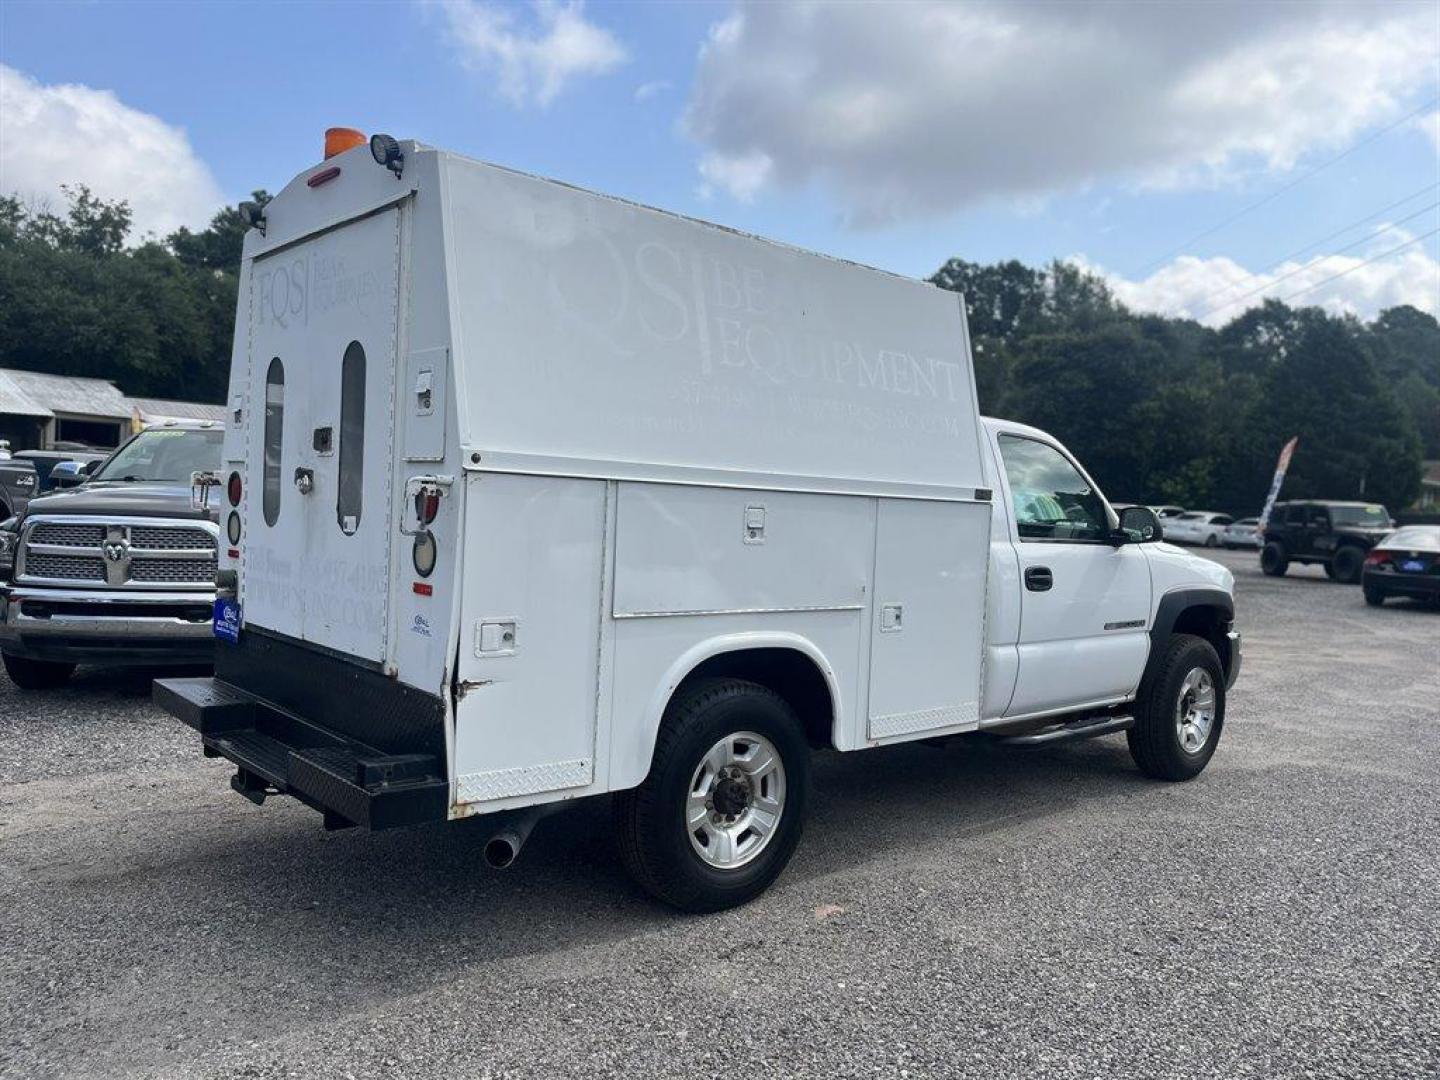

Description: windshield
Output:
[89,428,224,483]
[1329,505,1391,528]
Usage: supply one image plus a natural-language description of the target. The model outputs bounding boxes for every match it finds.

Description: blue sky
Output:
[2,1,1437,324]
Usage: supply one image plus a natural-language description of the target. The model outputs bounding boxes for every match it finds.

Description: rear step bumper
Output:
[155,676,448,830]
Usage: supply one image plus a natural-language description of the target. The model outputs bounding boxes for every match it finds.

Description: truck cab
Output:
[156,135,1240,911]
[980,418,1237,725]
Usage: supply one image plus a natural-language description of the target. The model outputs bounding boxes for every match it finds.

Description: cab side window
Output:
[1284,504,1306,526]
[1307,506,1330,529]
[998,434,1107,542]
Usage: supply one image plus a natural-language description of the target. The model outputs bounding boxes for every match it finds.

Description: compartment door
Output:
[867,499,990,741]
[244,208,401,663]
[453,473,608,807]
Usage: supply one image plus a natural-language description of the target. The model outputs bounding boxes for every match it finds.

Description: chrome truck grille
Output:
[16,516,218,589]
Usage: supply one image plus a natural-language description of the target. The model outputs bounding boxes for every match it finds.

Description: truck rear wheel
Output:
[1127,634,1224,782]
[2,652,76,690]
[1332,546,1364,584]
[1260,542,1288,577]
[613,677,809,912]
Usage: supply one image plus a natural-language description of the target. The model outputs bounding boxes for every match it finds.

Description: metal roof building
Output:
[0,368,221,452]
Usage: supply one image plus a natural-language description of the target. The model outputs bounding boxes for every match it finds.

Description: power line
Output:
[1190,181,1440,310]
[1261,182,1439,271]
[1192,201,1440,320]
[1267,227,1440,309]
[1132,96,1440,277]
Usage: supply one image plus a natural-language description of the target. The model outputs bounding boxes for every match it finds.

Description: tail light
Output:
[227,471,242,506]
[1364,550,1390,566]
[415,489,441,526]
[226,511,242,546]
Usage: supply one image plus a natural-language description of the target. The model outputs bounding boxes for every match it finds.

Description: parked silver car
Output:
[1163,511,1234,547]
[1222,517,1262,549]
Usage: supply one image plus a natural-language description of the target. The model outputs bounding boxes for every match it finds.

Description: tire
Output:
[1204,534,1219,548]
[1331,546,1364,584]
[1363,585,1386,607]
[613,677,810,913]
[1127,634,1225,782]
[2,652,76,690]
[1261,542,1289,577]
[1323,562,1339,580]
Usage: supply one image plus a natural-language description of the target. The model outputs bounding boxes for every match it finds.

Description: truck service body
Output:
[158,139,1240,910]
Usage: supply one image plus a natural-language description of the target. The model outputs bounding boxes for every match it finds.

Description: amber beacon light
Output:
[324,127,366,159]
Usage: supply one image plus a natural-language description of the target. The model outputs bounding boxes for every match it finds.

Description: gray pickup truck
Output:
[0,449,39,521]
[0,422,223,688]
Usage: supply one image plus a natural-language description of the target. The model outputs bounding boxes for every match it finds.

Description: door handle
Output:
[1024,566,1053,592]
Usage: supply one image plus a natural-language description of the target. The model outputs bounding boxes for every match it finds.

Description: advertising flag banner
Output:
[1258,436,1299,530]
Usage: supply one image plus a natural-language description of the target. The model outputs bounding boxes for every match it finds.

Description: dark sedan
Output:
[1362,525,1440,607]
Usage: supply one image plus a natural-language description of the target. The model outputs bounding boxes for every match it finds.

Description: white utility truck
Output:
[157,134,1240,911]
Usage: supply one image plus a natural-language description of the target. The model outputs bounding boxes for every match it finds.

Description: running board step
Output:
[996,714,1134,747]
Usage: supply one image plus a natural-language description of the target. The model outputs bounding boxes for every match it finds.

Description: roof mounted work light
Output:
[370,133,404,178]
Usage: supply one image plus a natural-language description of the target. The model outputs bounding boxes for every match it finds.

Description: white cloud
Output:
[0,65,225,240]
[685,2,1440,225]
[697,149,772,203]
[1076,230,1440,326]
[634,79,672,104]
[436,0,626,107]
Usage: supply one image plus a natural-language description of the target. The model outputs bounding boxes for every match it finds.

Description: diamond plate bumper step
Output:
[155,676,448,830]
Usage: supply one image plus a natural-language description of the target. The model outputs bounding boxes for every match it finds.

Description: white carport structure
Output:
[0,368,132,450]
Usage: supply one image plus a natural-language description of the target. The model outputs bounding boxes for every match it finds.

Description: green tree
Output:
[0,186,268,405]
[1251,314,1422,510]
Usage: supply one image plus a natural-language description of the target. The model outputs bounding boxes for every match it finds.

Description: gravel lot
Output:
[2,547,1436,1080]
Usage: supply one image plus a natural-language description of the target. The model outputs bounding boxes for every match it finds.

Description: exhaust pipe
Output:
[484,830,525,869]
[481,804,562,870]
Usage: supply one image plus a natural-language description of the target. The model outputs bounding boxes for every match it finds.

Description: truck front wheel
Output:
[1127,634,1224,781]
[613,677,809,912]
[2,652,76,690]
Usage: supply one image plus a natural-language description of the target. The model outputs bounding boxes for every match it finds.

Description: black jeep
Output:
[1260,500,1394,584]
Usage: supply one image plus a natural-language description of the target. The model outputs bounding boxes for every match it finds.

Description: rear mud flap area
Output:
[156,676,447,830]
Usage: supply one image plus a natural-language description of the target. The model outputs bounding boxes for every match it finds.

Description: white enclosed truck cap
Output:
[157,133,1240,911]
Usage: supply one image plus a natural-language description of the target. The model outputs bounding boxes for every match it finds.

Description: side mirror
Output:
[1115,506,1162,545]
[49,461,86,488]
